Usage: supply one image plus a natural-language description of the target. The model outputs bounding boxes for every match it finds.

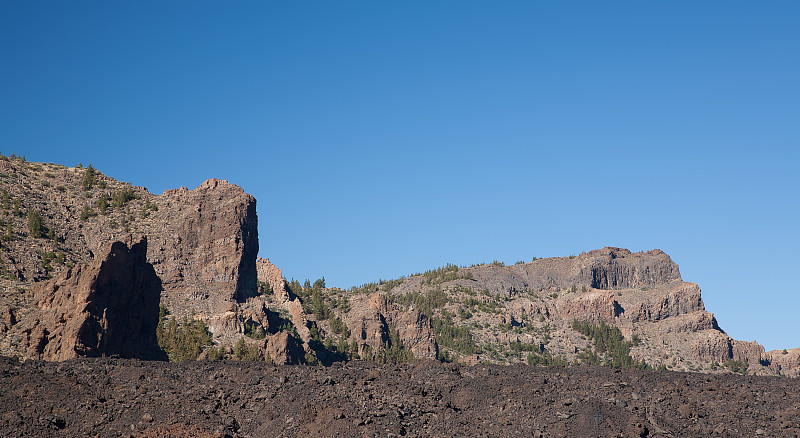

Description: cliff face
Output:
[0,156,794,375]
[147,179,259,318]
[16,237,164,361]
[0,159,261,359]
[336,246,796,376]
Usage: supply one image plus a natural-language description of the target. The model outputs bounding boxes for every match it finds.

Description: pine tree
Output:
[27,209,43,238]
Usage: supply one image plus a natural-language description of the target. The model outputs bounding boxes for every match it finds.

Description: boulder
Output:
[264,331,304,365]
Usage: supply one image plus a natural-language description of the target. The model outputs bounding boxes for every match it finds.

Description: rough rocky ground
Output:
[2,357,799,438]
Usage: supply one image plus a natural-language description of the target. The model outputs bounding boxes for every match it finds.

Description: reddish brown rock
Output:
[264,331,304,365]
[20,237,164,361]
[344,293,438,360]
[732,339,767,364]
[256,257,289,301]
[556,290,623,323]
[0,306,15,333]
[626,283,705,323]
[578,248,681,290]
[149,179,259,318]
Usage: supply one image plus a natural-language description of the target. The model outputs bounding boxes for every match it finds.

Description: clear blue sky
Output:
[2,2,798,351]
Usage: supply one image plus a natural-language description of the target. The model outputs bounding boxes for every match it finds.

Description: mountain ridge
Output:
[0,154,796,376]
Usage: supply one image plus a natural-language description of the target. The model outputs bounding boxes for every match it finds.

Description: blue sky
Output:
[2,2,798,351]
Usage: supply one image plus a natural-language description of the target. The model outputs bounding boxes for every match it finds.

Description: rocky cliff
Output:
[327,247,798,376]
[13,237,164,360]
[146,178,259,318]
[0,158,263,359]
[0,155,795,376]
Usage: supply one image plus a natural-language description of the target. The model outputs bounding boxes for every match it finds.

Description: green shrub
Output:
[394,288,449,316]
[95,197,109,215]
[156,306,214,361]
[82,165,97,191]
[359,326,414,364]
[206,345,227,360]
[329,316,350,337]
[26,209,43,238]
[420,263,472,285]
[111,188,139,208]
[80,205,95,221]
[432,313,480,356]
[257,280,272,295]
[244,321,266,340]
[571,319,648,369]
[233,337,263,361]
[2,221,13,242]
[724,359,748,374]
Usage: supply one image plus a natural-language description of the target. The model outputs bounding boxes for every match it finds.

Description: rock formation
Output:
[263,331,305,365]
[18,237,164,361]
[146,179,259,319]
[0,156,796,376]
[255,258,439,362]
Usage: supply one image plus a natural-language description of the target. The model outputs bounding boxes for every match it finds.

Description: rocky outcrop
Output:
[256,258,289,301]
[344,293,438,360]
[768,348,800,376]
[19,237,164,361]
[430,247,682,299]
[624,283,705,323]
[732,340,767,364]
[578,248,681,290]
[255,258,313,346]
[263,331,305,365]
[393,308,438,359]
[0,306,15,333]
[556,290,623,323]
[0,159,262,357]
[148,179,259,319]
[690,332,736,364]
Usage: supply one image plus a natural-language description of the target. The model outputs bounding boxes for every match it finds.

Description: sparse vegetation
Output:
[432,311,480,357]
[349,277,405,294]
[2,221,12,242]
[571,319,648,369]
[724,359,748,375]
[112,188,139,208]
[420,264,472,285]
[233,337,263,361]
[329,316,350,337]
[244,321,266,340]
[257,280,272,295]
[359,326,414,364]
[26,209,44,238]
[156,305,214,361]
[80,205,96,221]
[95,197,109,215]
[82,165,97,191]
[394,288,450,316]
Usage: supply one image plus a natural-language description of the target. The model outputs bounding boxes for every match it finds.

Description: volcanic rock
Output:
[148,179,259,319]
[20,237,164,360]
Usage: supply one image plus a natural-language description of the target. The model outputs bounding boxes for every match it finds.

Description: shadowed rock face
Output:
[23,237,165,361]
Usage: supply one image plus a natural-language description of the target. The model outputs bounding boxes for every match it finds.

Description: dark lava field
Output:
[1,356,799,437]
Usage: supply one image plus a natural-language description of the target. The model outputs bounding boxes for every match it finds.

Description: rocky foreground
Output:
[2,357,799,438]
